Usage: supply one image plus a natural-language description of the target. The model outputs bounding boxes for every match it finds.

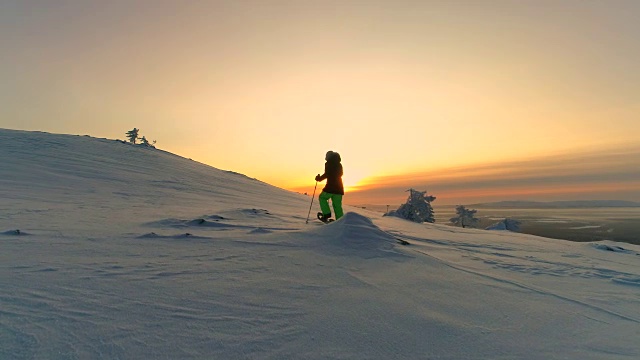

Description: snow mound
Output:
[486,222,509,230]
[147,212,296,232]
[248,228,272,234]
[305,212,409,259]
[1,229,28,236]
[591,241,639,255]
[136,232,211,240]
[186,218,239,228]
[485,218,521,231]
[148,217,249,230]
[611,277,640,287]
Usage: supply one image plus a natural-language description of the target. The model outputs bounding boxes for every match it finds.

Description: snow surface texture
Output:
[1,129,639,359]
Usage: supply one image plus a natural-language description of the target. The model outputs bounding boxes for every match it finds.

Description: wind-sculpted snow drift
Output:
[1,128,639,360]
[302,212,409,259]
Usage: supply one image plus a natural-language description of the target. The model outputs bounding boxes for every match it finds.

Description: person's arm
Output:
[315,163,329,181]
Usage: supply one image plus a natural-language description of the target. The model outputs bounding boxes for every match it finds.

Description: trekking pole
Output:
[305,181,318,224]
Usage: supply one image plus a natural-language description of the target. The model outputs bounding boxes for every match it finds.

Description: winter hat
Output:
[325,151,334,161]
[325,151,341,162]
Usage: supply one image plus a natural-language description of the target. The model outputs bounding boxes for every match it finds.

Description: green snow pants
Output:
[319,191,343,220]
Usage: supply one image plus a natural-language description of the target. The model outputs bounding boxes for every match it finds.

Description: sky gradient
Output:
[2,0,639,205]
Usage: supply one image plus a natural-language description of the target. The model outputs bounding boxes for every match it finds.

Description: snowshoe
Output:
[317,212,334,224]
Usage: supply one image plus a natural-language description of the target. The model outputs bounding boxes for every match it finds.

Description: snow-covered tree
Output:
[387,188,436,223]
[486,218,521,232]
[139,136,156,147]
[126,128,139,144]
[450,205,479,228]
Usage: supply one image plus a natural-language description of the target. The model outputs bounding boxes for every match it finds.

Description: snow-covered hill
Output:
[1,129,639,359]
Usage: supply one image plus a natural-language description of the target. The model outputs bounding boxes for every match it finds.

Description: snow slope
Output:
[1,129,639,359]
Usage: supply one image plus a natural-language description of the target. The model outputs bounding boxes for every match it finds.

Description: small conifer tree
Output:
[139,136,157,148]
[388,188,436,223]
[126,128,139,144]
[450,205,479,228]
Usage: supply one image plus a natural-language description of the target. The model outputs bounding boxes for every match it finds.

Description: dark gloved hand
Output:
[315,174,321,182]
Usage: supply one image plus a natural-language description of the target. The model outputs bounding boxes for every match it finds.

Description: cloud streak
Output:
[346,144,640,205]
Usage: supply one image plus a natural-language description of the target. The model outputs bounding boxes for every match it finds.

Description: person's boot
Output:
[317,212,332,223]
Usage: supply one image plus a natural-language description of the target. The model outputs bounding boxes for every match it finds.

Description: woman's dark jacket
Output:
[318,153,344,195]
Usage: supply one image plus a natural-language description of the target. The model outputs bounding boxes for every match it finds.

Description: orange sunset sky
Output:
[1,0,639,206]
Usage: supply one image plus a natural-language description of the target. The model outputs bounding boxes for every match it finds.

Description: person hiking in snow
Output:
[315,151,344,222]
